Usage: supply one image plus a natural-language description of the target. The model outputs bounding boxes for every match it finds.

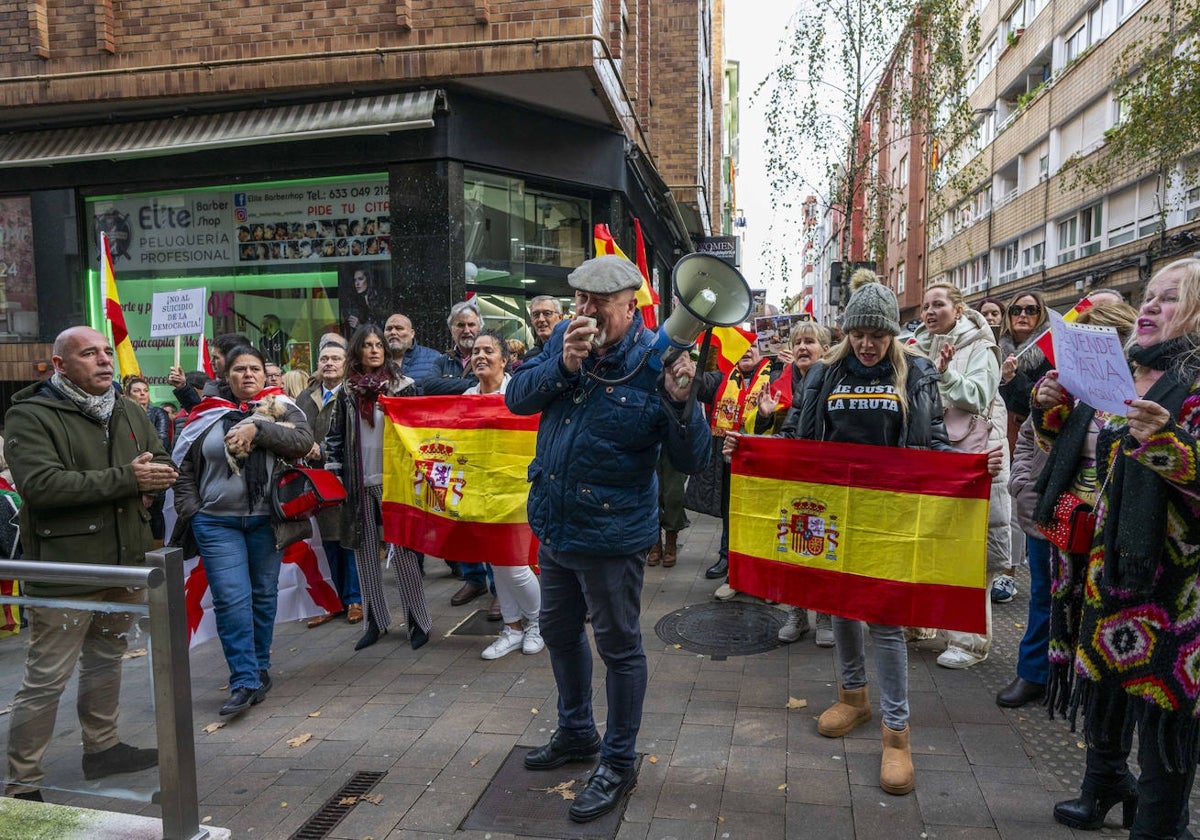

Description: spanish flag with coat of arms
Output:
[729,436,991,633]
[381,395,539,566]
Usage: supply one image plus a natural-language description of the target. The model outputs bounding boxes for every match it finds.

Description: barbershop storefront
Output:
[0,88,690,398]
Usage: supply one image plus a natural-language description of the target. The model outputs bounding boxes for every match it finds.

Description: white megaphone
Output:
[652,253,754,380]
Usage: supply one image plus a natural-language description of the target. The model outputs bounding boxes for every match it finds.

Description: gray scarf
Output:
[51,372,116,423]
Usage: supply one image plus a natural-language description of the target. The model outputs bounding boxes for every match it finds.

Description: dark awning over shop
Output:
[0,89,445,168]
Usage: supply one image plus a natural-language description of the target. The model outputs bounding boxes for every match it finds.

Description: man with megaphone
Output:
[506,254,714,823]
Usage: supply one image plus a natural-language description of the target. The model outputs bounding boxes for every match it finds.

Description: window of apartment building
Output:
[898,204,908,241]
[897,262,906,294]
[1057,202,1103,262]
[1057,97,1110,164]
[997,240,1020,283]
[969,255,990,293]
[898,155,908,187]
[1187,184,1200,221]
[976,185,993,217]
[1020,232,1045,274]
[1064,23,1088,63]
[1107,178,1161,244]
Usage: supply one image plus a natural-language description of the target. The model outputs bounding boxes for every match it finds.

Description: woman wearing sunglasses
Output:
[994,292,1052,602]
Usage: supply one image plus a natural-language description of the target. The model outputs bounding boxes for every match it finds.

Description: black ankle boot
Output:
[408,613,429,650]
[354,618,386,651]
[1053,777,1137,830]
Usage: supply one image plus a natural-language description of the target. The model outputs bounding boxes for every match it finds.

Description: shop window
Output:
[464,169,592,345]
[85,173,394,398]
[0,196,40,338]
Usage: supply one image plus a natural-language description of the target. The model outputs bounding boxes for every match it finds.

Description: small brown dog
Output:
[225,395,294,475]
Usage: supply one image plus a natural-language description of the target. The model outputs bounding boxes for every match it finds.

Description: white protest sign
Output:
[150,288,207,338]
[1048,309,1137,416]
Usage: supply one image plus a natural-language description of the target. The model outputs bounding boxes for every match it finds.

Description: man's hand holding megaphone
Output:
[662,354,697,402]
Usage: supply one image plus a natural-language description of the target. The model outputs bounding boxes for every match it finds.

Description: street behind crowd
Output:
[0,512,1191,839]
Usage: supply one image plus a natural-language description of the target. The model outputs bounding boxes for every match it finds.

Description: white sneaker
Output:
[522,622,545,655]
[778,607,811,643]
[714,583,738,601]
[936,646,987,669]
[482,627,524,660]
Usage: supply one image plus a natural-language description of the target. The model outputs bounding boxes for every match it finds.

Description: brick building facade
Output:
[0,0,724,397]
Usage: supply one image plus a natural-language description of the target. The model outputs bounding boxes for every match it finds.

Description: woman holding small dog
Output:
[171,346,313,717]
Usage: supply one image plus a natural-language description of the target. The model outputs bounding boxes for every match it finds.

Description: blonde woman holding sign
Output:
[1034,259,1200,837]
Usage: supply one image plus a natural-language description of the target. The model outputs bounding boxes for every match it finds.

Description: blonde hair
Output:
[822,333,916,421]
[281,369,310,398]
[790,321,831,349]
[1152,258,1200,336]
[1074,300,1138,343]
[924,281,964,309]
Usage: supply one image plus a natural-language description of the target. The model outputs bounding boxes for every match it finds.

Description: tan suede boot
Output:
[662,530,679,567]
[816,685,872,737]
[647,532,663,566]
[879,722,915,795]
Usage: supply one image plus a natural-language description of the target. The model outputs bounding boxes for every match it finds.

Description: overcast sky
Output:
[724,1,807,307]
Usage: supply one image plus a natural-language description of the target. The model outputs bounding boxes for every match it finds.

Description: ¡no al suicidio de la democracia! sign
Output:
[89,177,392,272]
[150,288,207,338]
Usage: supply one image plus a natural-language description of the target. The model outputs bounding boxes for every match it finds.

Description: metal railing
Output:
[0,548,207,840]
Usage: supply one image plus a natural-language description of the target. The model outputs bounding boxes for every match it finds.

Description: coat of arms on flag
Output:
[413,436,466,515]
[779,496,839,560]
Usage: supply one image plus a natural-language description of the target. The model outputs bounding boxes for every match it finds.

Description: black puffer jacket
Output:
[789,353,954,450]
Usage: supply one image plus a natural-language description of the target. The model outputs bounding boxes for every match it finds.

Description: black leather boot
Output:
[1053,777,1137,830]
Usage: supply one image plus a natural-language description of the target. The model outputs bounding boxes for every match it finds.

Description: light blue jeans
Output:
[831,617,909,730]
[192,513,280,690]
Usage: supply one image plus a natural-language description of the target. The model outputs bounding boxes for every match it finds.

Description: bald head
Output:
[53,327,116,396]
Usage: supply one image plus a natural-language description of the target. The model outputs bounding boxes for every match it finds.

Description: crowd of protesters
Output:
[3,255,1198,836]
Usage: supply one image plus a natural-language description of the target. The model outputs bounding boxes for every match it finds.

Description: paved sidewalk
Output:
[7,513,1199,838]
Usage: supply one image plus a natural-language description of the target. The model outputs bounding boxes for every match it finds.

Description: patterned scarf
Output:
[344,370,392,427]
[51,372,116,423]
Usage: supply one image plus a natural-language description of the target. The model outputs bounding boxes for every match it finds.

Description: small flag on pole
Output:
[1035,297,1094,366]
[100,232,140,378]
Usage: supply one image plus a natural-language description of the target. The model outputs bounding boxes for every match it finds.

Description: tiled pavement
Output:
[5,513,1200,838]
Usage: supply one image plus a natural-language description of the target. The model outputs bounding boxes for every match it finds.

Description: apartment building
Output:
[927,0,1199,308]
[0,0,724,396]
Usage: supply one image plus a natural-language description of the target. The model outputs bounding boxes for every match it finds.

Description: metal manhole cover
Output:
[654,601,785,657]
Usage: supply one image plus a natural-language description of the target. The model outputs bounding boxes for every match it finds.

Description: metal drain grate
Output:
[288,770,387,840]
[655,601,785,657]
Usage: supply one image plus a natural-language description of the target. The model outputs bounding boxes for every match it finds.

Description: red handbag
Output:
[1038,491,1096,555]
[272,467,346,522]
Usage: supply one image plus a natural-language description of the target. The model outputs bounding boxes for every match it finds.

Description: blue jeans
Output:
[538,545,646,773]
[322,540,362,607]
[459,561,491,589]
[193,513,280,690]
[1017,536,1051,685]
[831,618,909,730]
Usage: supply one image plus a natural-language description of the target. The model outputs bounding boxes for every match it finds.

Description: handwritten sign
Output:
[1048,309,1137,416]
[150,288,207,338]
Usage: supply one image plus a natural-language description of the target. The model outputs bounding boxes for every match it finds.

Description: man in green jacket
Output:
[3,326,178,801]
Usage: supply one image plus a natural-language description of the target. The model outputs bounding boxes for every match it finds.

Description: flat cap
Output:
[568,255,644,294]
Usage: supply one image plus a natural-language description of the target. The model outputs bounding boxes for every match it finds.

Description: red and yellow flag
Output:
[710,325,756,376]
[381,394,539,566]
[729,437,991,633]
[100,232,140,378]
[1035,296,1094,366]
[594,223,660,328]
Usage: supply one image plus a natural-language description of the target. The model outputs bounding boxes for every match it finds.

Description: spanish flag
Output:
[710,325,757,376]
[729,437,991,633]
[381,395,539,566]
[594,223,660,328]
[1035,296,1094,366]
[100,232,140,378]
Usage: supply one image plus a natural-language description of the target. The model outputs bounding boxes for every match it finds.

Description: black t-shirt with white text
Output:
[823,361,902,447]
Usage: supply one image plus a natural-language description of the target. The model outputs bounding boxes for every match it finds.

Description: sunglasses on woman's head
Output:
[1008,304,1041,316]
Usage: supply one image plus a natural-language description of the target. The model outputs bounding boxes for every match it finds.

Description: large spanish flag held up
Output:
[729,436,992,633]
[381,394,540,566]
[100,232,141,378]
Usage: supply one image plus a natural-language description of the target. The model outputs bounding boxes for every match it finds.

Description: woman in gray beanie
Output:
[727,279,1001,797]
